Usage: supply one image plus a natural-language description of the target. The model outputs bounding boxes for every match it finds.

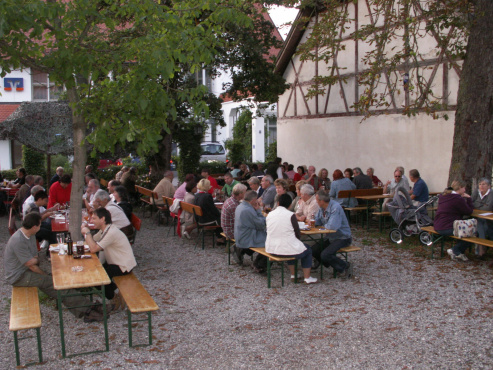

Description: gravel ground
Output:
[1,214,493,369]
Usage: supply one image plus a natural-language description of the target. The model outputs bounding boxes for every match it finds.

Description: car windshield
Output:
[201,144,225,155]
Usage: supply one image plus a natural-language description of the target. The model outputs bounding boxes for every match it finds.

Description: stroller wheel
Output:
[419,231,433,246]
[389,228,403,244]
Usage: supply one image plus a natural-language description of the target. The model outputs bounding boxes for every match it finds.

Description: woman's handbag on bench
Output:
[453,219,477,238]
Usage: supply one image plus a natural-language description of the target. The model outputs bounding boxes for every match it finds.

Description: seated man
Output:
[222,173,240,198]
[352,167,373,189]
[82,208,137,310]
[295,184,320,222]
[258,175,276,210]
[12,175,34,212]
[92,189,134,239]
[22,185,45,217]
[383,169,407,210]
[312,190,353,279]
[304,165,319,189]
[154,170,175,205]
[25,190,59,246]
[234,190,268,272]
[200,168,221,195]
[247,176,263,198]
[48,174,72,208]
[5,213,102,322]
[266,194,318,284]
[50,166,64,187]
[220,183,247,240]
[107,180,121,202]
[366,167,382,187]
[83,179,100,210]
[409,169,429,208]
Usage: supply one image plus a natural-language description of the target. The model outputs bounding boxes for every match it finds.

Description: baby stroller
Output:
[388,188,437,245]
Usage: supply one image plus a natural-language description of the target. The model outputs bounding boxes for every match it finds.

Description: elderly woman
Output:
[181,180,197,239]
[293,166,305,182]
[435,180,474,262]
[472,178,493,257]
[367,167,382,187]
[318,168,331,190]
[272,178,293,209]
[194,179,225,244]
[344,168,354,182]
[113,185,133,222]
[289,180,307,213]
[329,169,357,208]
[266,194,318,284]
[296,184,320,222]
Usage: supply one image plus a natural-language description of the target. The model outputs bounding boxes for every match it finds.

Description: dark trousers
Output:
[436,229,472,256]
[312,238,352,273]
[272,245,313,268]
[102,263,131,300]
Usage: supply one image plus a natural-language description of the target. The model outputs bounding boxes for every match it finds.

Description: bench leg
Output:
[147,312,153,346]
[127,310,153,347]
[267,260,272,288]
[128,310,133,347]
[281,262,284,287]
[294,260,298,284]
[36,327,43,363]
[13,331,20,367]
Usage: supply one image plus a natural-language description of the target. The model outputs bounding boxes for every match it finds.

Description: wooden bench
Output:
[220,232,236,265]
[421,226,493,258]
[135,185,159,219]
[372,211,392,232]
[338,188,383,226]
[249,247,297,288]
[9,287,43,366]
[99,178,109,188]
[180,201,221,250]
[319,245,362,279]
[113,273,159,348]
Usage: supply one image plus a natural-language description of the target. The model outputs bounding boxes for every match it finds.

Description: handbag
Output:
[169,198,181,213]
[453,218,477,238]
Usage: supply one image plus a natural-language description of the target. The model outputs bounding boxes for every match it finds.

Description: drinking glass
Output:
[56,233,66,255]
[76,241,85,255]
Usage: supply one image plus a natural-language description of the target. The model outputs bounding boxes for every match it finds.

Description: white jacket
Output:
[266,206,306,255]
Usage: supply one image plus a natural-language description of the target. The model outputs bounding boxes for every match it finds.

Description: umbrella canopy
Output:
[0,101,74,155]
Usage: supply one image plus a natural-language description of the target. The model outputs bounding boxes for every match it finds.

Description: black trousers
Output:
[102,263,131,300]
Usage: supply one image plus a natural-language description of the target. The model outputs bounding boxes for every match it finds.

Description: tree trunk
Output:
[67,86,87,240]
[448,0,493,192]
[148,130,172,180]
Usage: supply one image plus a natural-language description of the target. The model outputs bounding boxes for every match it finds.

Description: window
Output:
[265,116,277,145]
[31,69,63,101]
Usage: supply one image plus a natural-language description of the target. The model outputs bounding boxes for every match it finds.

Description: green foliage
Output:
[95,165,122,183]
[50,155,72,176]
[199,160,228,175]
[174,122,204,182]
[265,141,277,164]
[1,169,17,180]
[22,146,46,178]
[224,109,253,163]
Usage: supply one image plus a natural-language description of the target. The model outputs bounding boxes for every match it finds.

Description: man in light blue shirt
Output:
[313,190,353,278]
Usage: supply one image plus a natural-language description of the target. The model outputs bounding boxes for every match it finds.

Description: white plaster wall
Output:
[0,68,32,103]
[277,112,455,192]
[0,140,12,170]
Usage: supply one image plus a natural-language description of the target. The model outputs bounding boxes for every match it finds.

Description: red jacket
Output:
[434,193,473,231]
[48,181,72,208]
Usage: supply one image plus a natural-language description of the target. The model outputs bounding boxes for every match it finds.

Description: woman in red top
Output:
[293,166,305,182]
[48,174,72,208]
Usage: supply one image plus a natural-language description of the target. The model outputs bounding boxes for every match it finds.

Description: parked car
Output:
[98,158,123,169]
[200,142,227,163]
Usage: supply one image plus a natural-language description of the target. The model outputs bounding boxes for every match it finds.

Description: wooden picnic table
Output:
[472,209,493,221]
[356,193,393,230]
[51,250,110,358]
[51,213,95,232]
[300,226,335,243]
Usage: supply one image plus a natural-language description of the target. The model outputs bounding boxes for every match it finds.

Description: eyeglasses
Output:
[394,176,402,178]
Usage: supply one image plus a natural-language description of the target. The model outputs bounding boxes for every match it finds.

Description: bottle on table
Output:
[66,232,73,255]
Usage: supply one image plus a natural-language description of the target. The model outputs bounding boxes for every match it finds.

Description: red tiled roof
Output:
[0,104,20,122]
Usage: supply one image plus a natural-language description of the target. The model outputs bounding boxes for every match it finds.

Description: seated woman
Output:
[265,194,317,284]
[471,178,493,257]
[121,167,138,203]
[434,180,474,262]
[344,168,354,182]
[318,168,331,190]
[181,180,198,239]
[194,179,225,245]
[329,169,357,208]
[289,180,307,213]
[293,166,305,182]
[113,185,133,222]
[272,178,293,209]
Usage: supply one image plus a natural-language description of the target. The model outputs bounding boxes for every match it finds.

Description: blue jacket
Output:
[234,201,267,249]
[329,178,357,208]
[315,200,352,242]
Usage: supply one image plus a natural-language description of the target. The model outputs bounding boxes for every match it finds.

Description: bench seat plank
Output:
[339,246,362,253]
[10,287,41,331]
[114,273,158,313]
[250,247,296,262]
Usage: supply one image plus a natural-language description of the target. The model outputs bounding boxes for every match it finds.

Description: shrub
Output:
[22,145,46,178]
[199,160,228,175]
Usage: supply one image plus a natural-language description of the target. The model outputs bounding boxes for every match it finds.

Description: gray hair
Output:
[300,184,315,196]
[232,183,247,196]
[89,179,100,188]
[396,166,405,174]
[316,189,331,203]
[34,175,44,185]
[164,170,173,178]
[224,172,233,179]
[247,176,260,185]
[244,190,258,202]
[353,167,362,175]
[93,189,111,202]
[263,175,273,184]
[31,185,44,195]
[478,178,491,186]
